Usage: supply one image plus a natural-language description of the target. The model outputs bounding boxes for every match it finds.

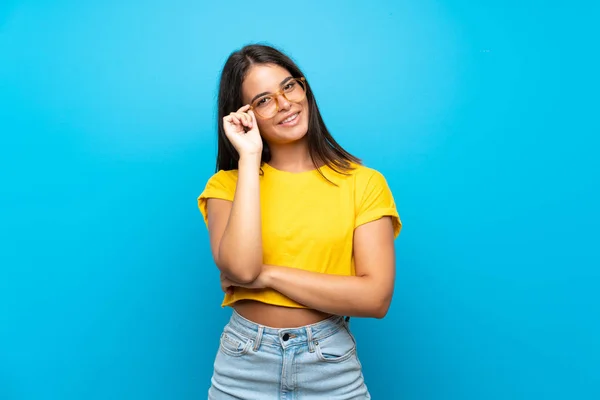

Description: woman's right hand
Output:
[223,105,263,156]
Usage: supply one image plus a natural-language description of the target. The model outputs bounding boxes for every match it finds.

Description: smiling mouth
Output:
[279,112,300,125]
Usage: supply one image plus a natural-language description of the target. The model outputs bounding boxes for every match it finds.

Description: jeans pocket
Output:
[315,325,357,363]
[219,328,252,357]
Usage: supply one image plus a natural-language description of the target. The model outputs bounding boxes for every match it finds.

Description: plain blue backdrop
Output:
[1,1,599,399]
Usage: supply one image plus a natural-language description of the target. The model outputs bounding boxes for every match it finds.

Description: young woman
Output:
[198,44,402,400]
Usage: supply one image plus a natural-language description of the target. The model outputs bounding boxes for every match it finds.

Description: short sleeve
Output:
[197,170,237,226]
[355,169,402,238]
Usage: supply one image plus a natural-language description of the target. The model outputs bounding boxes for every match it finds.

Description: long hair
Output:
[215,44,360,175]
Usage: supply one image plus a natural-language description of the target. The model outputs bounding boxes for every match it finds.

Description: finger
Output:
[224,282,234,294]
[237,104,251,113]
[223,115,234,125]
[235,113,248,128]
[233,112,250,128]
[248,109,257,126]
[220,279,230,293]
[245,112,254,129]
[241,113,251,128]
[229,114,242,127]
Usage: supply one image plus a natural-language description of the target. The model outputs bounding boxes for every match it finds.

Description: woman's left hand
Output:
[220,266,273,293]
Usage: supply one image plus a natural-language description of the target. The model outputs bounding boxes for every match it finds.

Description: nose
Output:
[277,93,292,111]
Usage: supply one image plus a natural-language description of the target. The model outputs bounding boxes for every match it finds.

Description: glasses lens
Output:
[252,95,277,119]
[252,79,307,119]
[284,79,306,103]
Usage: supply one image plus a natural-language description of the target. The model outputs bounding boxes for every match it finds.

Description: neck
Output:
[267,138,316,173]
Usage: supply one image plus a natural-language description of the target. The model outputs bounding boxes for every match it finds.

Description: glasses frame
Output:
[248,77,308,119]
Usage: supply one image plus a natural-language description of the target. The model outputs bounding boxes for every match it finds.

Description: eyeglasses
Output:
[249,77,307,119]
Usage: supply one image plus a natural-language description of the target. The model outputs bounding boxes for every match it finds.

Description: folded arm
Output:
[224,216,397,318]
[207,156,263,283]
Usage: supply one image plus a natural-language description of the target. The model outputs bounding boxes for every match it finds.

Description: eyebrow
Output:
[249,76,294,104]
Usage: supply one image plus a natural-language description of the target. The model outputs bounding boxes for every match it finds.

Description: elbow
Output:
[372,306,389,319]
[232,267,261,284]
[216,245,262,284]
[369,297,392,319]
[217,260,262,284]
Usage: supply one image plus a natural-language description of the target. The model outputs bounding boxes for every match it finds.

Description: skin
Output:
[242,64,313,171]
[207,64,396,328]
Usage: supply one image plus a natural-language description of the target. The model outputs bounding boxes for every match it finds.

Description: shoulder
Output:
[344,163,391,188]
[349,163,385,178]
[197,169,239,223]
[205,169,239,188]
[344,163,397,208]
[348,163,402,236]
[198,169,239,202]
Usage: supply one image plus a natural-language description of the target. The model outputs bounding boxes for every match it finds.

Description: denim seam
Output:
[292,347,298,393]
[280,348,287,397]
[219,335,251,357]
[315,344,357,363]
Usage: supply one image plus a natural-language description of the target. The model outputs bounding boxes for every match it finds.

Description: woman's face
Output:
[241,64,310,146]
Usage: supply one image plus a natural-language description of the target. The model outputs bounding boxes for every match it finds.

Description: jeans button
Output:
[282,333,290,341]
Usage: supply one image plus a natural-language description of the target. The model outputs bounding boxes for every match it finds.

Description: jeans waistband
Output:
[228,310,348,350]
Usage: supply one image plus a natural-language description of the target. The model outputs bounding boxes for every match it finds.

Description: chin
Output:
[275,124,309,142]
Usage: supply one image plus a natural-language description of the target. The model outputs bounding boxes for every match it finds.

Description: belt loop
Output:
[253,326,264,352]
[306,326,315,353]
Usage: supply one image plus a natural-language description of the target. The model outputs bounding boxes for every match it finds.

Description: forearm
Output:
[218,155,262,282]
[265,265,392,318]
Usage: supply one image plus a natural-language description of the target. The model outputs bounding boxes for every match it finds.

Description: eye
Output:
[256,96,272,107]
[283,81,296,91]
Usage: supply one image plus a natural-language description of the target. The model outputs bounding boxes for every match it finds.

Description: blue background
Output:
[1,1,599,399]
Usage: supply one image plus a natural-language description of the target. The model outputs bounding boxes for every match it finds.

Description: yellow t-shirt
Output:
[197,162,402,308]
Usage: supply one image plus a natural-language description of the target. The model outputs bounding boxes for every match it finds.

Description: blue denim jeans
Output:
[208,310,371,399]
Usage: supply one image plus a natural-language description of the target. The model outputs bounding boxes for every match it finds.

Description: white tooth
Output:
[283,113,298,123]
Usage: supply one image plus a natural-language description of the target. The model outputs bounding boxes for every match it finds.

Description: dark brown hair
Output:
[215,44,360,175]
